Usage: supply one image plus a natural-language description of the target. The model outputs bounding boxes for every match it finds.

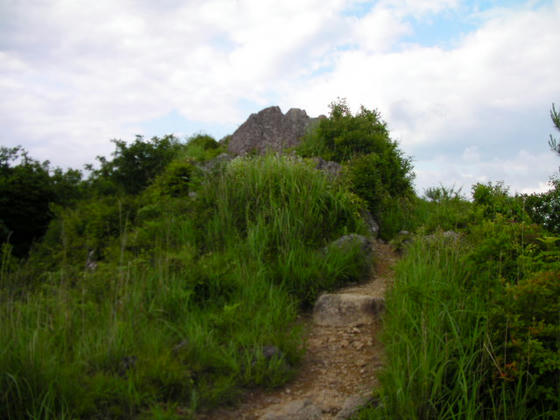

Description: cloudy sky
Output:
[1,0,559,195]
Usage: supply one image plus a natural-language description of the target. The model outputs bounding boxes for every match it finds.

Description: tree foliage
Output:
[87,135,183,195]
[0,146,83,257]
[297,99,414,235]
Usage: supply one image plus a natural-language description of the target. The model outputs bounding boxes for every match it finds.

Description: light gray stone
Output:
[334,394,374,419]
[259,399,322,420]
[313,294,385,327]
[359,209,379,238]
[328,234,372,255]
[314,157,342,179]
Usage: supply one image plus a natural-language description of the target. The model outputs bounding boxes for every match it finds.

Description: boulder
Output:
[327,234,372,255]
[313,294,385,327]
[228,106,319,155]
[259,399,322,420]
[314,157,342,179]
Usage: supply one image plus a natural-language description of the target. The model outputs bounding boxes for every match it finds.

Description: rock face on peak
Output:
[228,106,320,155]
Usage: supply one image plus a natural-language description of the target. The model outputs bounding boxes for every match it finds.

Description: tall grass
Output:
[359,232,557,419]
[0,154,373,418]
[364,236,488,419]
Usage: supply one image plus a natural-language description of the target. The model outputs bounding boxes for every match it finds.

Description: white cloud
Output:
[416,149,558,195]
[0,0,558,193]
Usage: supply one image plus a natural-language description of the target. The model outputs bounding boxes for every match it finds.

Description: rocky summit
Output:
[228,106,321,155]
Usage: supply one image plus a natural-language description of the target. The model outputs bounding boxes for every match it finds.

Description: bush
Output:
[490,270,560,413]
[183,134,224,162]
[0,146,84,257]
[524,178,560,234]
[87,135,184,195]
[472,181,528,222]
[296,99,414,238]
[151,159,197,198]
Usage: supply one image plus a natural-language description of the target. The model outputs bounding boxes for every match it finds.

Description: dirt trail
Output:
[198,241,398,419]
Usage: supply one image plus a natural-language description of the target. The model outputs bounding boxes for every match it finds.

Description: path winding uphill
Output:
[199,242,398,420]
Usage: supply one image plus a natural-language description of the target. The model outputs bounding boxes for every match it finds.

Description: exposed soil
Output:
[198,241,398,419]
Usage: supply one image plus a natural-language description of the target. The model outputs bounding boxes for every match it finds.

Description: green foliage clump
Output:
[183,133,224,162]
[87,134,183,195]
[297,99,414,239]
[416,185,473,232]
[151,159,197,198]
[0,146,83,257]
[472,181,528,222]
[465,216,545,284]
[524,179,560,234]
[491,270,560,409]
[298,99,392,162]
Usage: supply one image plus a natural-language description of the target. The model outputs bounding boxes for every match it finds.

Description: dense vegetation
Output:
[1,122,374,417]
[356,106,560,419]
[1,101,559,419]
[297,99,415,239]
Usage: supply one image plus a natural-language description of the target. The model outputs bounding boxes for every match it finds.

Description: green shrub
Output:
[465,216,545,285]
[490,270,560,414]
[411,186,473,234]
[150,159,197,198]
[183,134,224,162]
[524,178,560,234]
[296,99,414,239]
[472,181,528,222]
[0,146,83,257]
[87,135,184,195]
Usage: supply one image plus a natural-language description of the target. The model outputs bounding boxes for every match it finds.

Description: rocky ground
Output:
[198,241,398,420]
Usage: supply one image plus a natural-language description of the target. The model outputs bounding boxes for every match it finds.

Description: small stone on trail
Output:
[259,399,322,420]
[313,293,385,327]
[315,390,342,414]
[334,393,374,420]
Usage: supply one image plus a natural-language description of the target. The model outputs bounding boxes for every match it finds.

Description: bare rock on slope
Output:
[228,106,321,155]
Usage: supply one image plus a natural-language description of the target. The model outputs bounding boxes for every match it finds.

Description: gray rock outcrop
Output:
[313,294,385,327]
[327,234,372,256]
[359,209,379,238]
[228,106,320,155]
[314,157,342,180]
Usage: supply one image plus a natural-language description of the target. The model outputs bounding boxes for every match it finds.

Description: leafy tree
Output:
[87,135,184,195]
[183,134,224,162]
[0,146,83,257]
[299,99,399,162]
[297,99,414,231]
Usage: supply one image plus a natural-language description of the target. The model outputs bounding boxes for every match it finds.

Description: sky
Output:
[1,0,559,195]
